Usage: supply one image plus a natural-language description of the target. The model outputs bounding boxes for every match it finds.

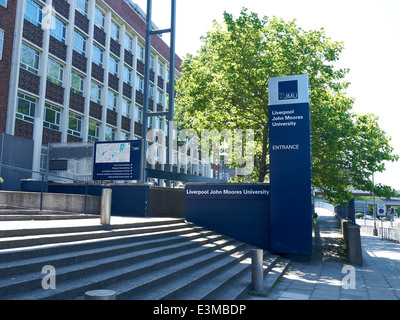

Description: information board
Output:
[92,140,142,181]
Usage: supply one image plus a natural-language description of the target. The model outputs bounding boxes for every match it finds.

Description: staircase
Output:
[0,209,290,300]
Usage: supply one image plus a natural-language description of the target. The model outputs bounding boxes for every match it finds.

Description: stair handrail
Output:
[0,163,108,213]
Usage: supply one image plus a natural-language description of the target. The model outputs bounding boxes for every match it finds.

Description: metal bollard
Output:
[85,290,116,300]
[252,249,264,293]
[101,188,112,225]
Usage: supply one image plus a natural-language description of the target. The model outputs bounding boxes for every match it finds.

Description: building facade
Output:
[0,0,18,134]
[1,0,213,184]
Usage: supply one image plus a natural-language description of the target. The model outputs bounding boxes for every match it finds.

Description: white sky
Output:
[133,0,400,190]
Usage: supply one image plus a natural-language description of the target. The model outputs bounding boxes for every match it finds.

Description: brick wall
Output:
[0,1,17,133]
[103,0,182,71]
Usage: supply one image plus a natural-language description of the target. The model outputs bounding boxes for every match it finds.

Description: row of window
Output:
[16,91,131,142]
[17,89,164,142]
[22,0,170,110]
[17,0,169,141]
[25,0,168,73]
[21,40,166,118]
[20,37,153,96]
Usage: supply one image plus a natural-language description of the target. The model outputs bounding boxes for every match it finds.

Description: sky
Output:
[133,0,400,190]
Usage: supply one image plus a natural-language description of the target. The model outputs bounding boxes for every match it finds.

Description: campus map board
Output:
[92,140,142,181]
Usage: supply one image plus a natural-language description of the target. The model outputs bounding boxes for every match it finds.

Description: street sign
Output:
[377,204,386,217]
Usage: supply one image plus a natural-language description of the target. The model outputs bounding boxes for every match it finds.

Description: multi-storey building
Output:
[0,0,18,134]
[1,0,213,185]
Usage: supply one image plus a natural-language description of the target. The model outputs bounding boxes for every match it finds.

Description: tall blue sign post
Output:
[268,75,313,258]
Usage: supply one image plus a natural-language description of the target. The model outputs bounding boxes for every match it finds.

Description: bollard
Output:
[251,249,264,293]
[101,188,112,225]
[85,290,116,300]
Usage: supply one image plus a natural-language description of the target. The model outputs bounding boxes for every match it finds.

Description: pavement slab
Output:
[253,208,400,300]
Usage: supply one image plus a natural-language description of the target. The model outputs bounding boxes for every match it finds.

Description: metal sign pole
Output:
[140,0,153,183]
[167,0,176,185]
[141,0,177,185]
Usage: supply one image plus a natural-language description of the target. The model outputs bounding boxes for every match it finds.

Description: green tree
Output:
[175,9,398,204]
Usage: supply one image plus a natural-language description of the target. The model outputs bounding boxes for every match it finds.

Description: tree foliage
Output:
[175,9,399,204]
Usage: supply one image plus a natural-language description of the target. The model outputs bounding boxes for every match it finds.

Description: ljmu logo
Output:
[278,80,298,101]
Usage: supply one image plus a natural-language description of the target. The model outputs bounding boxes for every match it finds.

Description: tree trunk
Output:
[258,126,269,182]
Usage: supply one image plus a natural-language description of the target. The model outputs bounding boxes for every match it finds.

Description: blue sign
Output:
[269,75,313,257]
[92,140,142,181]
[185,184,270,200]
[185,183,270,250]
[278,80,298,100]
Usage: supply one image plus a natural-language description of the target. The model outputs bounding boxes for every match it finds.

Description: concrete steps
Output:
[0,214,290,300]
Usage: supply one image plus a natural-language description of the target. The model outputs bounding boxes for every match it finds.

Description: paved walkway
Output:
[260,208,400,300]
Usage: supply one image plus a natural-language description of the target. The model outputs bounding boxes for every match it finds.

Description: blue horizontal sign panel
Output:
[185,183,270,250]
[185,184,270,200]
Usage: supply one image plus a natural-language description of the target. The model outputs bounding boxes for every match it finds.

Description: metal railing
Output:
[357,219,400,243]
[0,163,108,214]
[314,201,335,212]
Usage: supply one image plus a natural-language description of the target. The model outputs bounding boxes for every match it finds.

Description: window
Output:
[123,66,131,85]
[88,119,100,141]
[121,131,130,141]
[107,90,117,111]
[90,81,102,104]
[108,55,118,75]
[0,30,4,61]
[137,44,144,61]
[50,16,66,43]
[47,58,64,86]
[135,106,142,124]
[158,61,164,76]
[94,7,105,30]
[149,84,154,99]
[44,103,61,131]
[20,44,40,74]
[156,117,162,129]
[68,112,82,137]
[150,55,155,70]
[157,90,163,106]
[25,0,42,27]
[40,146,47,172]
[0,0,7,8]
[124,33,133,52]
[71,71,84,95]
[92,44,103,67]
[110,21,119,42]
[122,99,130,117]
[136,74,143,93]
[75,0,88,16]
[17,92,36,123]
[154,146,160,159]
[105,126,116,141]
[73,30,86,55]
